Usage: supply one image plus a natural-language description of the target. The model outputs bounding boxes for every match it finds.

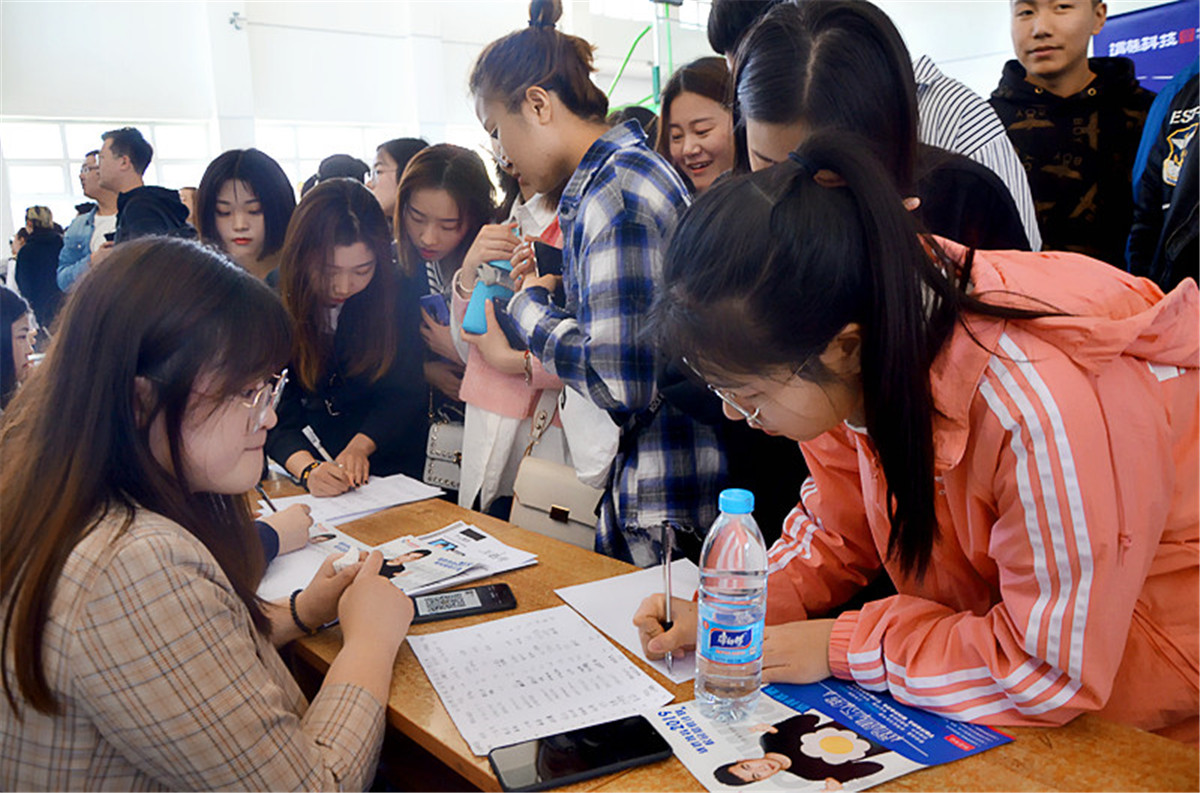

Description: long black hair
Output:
[732,0,918,192]
[656,134,1053,577]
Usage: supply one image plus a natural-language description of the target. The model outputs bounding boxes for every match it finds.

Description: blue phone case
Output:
[462,260,515,335]
[420,293,450,325]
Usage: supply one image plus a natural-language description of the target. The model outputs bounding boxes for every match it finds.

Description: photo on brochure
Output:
[373,534,480,594]
[648,680,1010,792]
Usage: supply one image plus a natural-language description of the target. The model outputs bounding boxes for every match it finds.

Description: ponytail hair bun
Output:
[529,0,561,29]
[471,0,608,122]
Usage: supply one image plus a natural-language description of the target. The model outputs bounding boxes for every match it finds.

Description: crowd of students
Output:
[1,0,1196,788]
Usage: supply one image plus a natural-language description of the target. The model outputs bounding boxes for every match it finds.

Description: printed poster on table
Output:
[649,679,1011,791]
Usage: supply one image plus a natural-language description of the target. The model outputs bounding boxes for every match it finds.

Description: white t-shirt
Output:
[91,214,117,253]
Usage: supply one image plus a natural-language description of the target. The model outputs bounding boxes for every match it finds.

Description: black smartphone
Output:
[410,583,517,624]
[419,293,450,325]
[488,715,671,791]
[532,241,563,278]
[103,231,116,242]
[491,297,528,351]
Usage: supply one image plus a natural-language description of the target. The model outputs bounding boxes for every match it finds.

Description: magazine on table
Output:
[372,534,479,594]
[648,679,1011,791]
[256,521,536,600]
[407,520,538,595]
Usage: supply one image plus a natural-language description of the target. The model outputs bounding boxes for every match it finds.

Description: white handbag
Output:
[557,385,620,488]
[424,405,464,491]
[509,391,603,549]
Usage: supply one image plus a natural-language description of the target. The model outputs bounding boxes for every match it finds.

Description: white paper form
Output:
[260,472,443,525]
[555,558,700,684]
[256,526,367,601]
[408,605,674,756]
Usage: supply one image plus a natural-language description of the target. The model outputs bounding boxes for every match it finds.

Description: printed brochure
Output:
[649,680,1011,791]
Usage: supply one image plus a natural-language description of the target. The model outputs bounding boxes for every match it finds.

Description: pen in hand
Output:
[301,425,355,490]
[255,483,278,513]
[662,523,675,674]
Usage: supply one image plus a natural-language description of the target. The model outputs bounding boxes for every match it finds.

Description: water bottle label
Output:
[697,605,763,665]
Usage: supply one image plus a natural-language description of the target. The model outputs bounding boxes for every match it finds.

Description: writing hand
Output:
[633,594,697,660]
[307,461,352,497]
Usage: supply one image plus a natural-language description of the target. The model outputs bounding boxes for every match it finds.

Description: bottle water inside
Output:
[694,488,767,722]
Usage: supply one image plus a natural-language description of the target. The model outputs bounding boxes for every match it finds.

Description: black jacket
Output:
[990,57,1155,266]
[1128,66,1197,289]
[114,186,194,243]
[14,228,64,330]
[915,145,1031,250]
[266,277,428,480]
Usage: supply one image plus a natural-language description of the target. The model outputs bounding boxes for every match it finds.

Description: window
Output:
[1,118,215,237]
[255,121,421,191]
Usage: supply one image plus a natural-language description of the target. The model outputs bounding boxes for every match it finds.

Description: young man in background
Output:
[991,0,1154,267]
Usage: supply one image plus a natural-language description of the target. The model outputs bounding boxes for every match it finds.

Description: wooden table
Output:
[282,492,1199,792]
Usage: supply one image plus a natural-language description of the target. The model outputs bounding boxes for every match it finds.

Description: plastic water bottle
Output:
[694,488,767,722]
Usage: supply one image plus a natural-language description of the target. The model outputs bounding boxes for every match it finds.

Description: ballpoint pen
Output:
[662,522,674,674]
[255,483,278,513]
[302,425,356,489]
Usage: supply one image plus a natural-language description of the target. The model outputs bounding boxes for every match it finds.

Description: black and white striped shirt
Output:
[914,55,1042,251]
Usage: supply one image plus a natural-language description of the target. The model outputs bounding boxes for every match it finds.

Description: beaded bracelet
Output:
[289,589,317,636]
[523,349,533,386]
[298,460,321,491]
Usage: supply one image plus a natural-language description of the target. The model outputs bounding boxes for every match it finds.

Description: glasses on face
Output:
[371,166,396,180]
[681,356,762,427]
[242,368,288,433]
[80,165,99,174]
[681,355,815,430]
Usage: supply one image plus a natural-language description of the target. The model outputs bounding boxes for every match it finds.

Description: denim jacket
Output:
[57,204,96,291]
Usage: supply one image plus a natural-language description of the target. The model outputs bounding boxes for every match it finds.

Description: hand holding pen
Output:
[301,426,356,494]
[662,523,675,673]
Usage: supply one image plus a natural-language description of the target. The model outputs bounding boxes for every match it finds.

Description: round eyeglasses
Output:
[243,368,288,433]
[680,355,816,431]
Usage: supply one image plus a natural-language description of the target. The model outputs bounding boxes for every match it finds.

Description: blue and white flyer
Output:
[649,680,1011,791]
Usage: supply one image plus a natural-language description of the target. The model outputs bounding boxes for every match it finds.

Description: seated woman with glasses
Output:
[0,237,413,789]
[266,179,426,496]
[635,133,1198,740]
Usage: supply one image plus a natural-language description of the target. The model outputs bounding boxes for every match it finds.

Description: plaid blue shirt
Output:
[508,122,724,566]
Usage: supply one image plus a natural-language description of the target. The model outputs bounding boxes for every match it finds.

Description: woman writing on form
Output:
[635,134,1198,740]
[267,179,427,495]
[1,238,412,789]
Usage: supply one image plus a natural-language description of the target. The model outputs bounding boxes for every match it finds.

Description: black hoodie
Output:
[990,57,1154,267]
[114,185,195,243]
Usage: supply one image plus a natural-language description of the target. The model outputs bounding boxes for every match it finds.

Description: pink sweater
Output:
[768,242,1199,740]
[454,221,564,420]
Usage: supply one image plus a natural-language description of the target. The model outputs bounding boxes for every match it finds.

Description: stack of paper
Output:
[408,521,538,595]
[408,605,674,756]
[259,472,443,526]
[255,521,537,602]
[373,535,480,594]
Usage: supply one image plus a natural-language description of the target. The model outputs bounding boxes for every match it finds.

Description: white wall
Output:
[0,0,1181,245]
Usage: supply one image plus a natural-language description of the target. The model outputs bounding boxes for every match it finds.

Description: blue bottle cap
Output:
[719,488,754,514]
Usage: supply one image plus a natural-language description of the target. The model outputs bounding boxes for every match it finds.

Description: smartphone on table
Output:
[488,714,672,791]
[410,583,517,624]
